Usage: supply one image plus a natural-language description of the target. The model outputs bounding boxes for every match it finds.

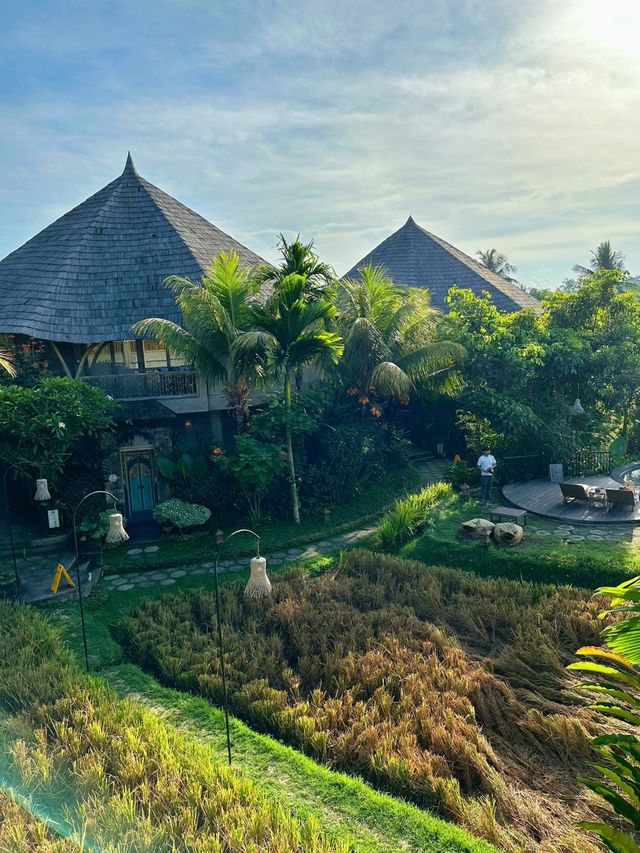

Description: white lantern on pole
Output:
[244,556,271,598]
[106,512,129,544]
[34,478,51,501]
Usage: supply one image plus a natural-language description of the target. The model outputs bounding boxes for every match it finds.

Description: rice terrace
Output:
[3,2,640,851]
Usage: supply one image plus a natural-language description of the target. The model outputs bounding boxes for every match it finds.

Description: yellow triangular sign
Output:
[51,563,75,594]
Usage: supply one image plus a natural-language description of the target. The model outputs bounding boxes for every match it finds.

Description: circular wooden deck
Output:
[502,475,640,524]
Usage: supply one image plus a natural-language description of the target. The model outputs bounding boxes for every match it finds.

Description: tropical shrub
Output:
[119,550,607,852]
[447,460,480,488]
[569,576,640,852]
[214,434,286,521]
[0,603,345,852]
[376,482,456,550]
[0,378,114,481]
[152,498,211,531]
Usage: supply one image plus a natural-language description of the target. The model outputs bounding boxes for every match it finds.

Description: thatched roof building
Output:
[344,216,538,312]
[0,154,264,343]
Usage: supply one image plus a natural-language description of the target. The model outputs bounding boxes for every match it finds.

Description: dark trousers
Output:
[480,474,493,501]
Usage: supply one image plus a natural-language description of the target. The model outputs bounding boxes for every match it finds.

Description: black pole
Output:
[72,490,119,673]
[2,467,20,596]
[213,527,260,766]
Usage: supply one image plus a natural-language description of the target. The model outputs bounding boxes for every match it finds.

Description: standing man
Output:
[477,446,496,503]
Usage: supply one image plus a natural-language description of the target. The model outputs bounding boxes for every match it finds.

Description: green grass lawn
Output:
[102,663,499,853]
[402,499,640,588]
[103,466,420,574]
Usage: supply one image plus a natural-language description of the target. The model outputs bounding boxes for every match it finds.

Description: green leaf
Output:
[578,822,640,853]
[591,764,640,805]
[156,456,177,479]
[577,683,640,708]
[579,778,640,829]
[568,662,640,688]
[593,734,640,748]
[588,704,640,726]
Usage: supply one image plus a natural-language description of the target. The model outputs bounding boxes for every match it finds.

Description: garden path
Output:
[103,524,377,593]
[103,456,452,595]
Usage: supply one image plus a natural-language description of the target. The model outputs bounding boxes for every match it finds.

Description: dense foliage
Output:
[119,550,609,852]
[569,576,640,852]
[0,603,345,852]
[443,269,640,460]
[0,378,114,480]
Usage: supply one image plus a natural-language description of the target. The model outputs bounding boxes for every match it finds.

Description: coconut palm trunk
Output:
[283,370,300,524]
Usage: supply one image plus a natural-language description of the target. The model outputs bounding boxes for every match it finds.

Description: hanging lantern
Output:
[569,398,585,416]
[244,556,271,598]
[34,478,51,501]
[105,512,129,544]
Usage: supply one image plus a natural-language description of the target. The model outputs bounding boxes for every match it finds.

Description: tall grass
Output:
[376,482,455,549]
[119,550,609,852]
[0,788,79,852]
[0,603,346,852]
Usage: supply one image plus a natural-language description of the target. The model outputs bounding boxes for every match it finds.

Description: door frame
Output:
[120,446,157,522]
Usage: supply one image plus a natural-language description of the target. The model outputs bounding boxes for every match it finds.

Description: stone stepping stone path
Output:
[100,523,377,595]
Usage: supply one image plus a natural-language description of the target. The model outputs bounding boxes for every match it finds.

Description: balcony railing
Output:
[81,370,198,399]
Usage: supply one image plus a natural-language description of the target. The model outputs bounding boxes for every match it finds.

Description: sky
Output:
[1,0,639,290]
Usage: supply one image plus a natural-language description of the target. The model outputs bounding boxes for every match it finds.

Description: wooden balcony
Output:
[81,370,198,399]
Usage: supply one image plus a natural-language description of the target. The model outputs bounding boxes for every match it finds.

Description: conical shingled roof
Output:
[344,216,539,312]
[0,155,265,343]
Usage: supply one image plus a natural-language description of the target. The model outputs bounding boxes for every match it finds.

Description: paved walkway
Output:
[103,524,377,594]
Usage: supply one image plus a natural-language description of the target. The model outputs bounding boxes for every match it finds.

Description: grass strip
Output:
[104,663,500,853]
[402,504,640,588]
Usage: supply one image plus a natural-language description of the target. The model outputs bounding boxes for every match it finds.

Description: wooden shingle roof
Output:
[344,216,539,312]
[0,154,265,343]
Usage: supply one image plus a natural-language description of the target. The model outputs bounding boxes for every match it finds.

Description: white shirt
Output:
[477,454,496,474]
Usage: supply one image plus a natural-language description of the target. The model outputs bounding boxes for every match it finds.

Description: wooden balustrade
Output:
[81,370,198,399]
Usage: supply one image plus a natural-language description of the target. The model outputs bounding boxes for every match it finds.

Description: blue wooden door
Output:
[125,452,155,522]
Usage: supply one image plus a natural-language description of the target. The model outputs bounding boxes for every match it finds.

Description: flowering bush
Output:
[153,498,211,531]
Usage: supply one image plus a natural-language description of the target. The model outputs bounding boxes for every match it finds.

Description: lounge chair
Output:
[606,489,636,511]
[559,482,592,504]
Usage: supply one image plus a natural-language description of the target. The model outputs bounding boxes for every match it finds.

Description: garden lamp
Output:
[213,527,271,765]
[106,512,129,544]
[245,555,271,598]
[34,478,51,501]
[72,490,127,672]
[569,398,585,416]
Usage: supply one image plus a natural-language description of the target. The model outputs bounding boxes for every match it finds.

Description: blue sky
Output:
[1,0,639,289]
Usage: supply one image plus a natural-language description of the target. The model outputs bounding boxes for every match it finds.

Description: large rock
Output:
[460,518,495,538]
[494,522,524,546]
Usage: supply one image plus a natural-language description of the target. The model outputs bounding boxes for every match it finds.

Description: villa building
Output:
[0,155,265,523]
[345,215,538,313]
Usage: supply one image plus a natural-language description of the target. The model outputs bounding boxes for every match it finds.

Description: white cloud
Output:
[1,0,639,288]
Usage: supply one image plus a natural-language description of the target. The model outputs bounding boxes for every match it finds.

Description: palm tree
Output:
[254,234,335,297]
[133,251,261,431]
[0,349,16,378]
[337,265,465,406]
[476,249,518,281]
[573,240,626,275]
[238,273,343,523]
